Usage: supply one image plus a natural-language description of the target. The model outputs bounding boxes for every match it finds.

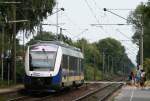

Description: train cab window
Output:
[29,51,57,71]
[29,54,33,71]
[29,44,58,71]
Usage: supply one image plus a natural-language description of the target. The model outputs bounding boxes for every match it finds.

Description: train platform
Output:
[0,85,24,94]
[114,86,150,101]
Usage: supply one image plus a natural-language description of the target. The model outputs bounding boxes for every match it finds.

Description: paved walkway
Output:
[115,86,150,101]
[0,85,24,94]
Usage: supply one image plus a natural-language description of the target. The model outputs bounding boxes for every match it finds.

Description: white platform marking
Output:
[130,87,134,101]
[85,81,126,84]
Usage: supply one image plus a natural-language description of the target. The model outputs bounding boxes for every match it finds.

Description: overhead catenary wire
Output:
[105,8,134,11]
[63,13,90,40]
[63,12,82,31]
[84,0,101,24]
[84,0,118,40]
[116,29,132,40]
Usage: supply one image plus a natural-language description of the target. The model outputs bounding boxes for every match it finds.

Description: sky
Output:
[19,0,148,65]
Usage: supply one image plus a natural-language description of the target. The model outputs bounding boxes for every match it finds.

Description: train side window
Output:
[79,59,83,75]
[77,58,80,75]
[69,56,73,75]
[68,56,78,75]
[62,55,68,69]
[81,59,84,73]
[73,57,78,75]
[79,59,81,74]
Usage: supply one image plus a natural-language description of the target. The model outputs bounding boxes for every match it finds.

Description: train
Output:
[24,41,84,91]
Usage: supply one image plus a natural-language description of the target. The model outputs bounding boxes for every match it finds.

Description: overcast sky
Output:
[19,0,148,65]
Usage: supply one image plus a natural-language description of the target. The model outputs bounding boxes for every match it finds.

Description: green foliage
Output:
[84,64,102,81]
[27,31,73,45]
[16,61,24,82]
[0,0,56,84]
[27,31,56,45]
[0,0,56,34]
[128,1,150,59]
[96,38,125,57]
[144,58,150,80]
[95,38,131,74]
[0,96,6,101]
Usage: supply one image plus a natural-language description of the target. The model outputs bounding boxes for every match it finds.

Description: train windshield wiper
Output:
[42,48,49,65]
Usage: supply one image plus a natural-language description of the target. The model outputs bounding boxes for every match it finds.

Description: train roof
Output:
[34,41,81,52]
[30,41,84,58]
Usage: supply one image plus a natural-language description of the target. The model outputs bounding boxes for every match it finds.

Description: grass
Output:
[145,80,150,87]
[0,80,16,88]
[0,96,6,101]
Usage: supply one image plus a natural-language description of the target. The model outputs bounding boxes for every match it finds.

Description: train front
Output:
[24,43,62,91]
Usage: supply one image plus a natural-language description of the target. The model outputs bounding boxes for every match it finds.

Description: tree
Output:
[144,58,150,80]
[74,38,102,80]
[96,38,131,74]
[0,0,56,83]
[96,38,125,58]
[27,31,73,45]
[128,1,150,59]
[0,0,56,33]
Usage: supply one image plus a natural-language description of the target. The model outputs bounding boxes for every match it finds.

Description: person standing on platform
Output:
[136,68,141,87]
[129,71,135,86]
[140,69,146,88]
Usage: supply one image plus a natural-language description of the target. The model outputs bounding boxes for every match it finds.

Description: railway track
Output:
[7,96,29,101]
[73,83,123,101]
[6,91,53,101]
[3,83,123,101]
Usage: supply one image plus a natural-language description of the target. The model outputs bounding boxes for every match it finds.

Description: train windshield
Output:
[29,44,58,71]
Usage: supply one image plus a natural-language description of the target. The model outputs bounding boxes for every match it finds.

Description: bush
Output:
[144,58,150,80]
[84,64,102,81]
[16,61,25,83]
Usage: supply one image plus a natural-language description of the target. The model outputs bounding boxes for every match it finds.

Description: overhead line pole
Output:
[103,8,144,69]
[56,2,59,40]
[140,16,144,69]
[102,51,105,79]
[1,25,4,81]
[12,3,16,84]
